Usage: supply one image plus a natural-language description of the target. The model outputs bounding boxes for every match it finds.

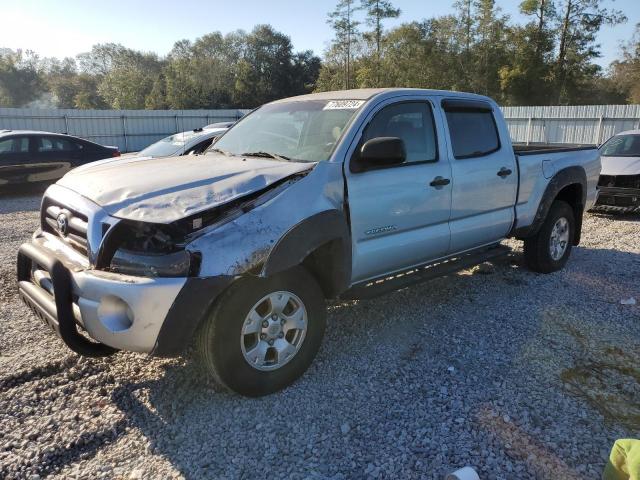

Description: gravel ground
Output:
[0,193,638,480]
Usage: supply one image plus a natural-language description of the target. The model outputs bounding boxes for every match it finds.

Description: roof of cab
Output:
[269,87,493,104]
[614,129,640,136]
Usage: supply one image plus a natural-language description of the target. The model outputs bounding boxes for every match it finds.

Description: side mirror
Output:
[354,137,406,172]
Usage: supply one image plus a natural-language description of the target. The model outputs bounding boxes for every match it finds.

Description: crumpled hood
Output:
[600,156,640,176]
[57,153,314,223]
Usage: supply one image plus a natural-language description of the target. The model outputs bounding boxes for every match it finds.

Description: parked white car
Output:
[127,126,229,159]
[595,129,640,211]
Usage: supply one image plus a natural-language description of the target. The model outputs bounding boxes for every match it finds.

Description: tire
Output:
[196,267,326,397]
[523,200,575,273]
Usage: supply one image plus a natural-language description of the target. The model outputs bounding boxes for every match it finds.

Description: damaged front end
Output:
[17,161,342,357]
[96,172,309,279]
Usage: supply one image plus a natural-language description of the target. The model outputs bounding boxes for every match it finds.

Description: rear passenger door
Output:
[346,99,452,283]
[442,99,517,253]
[30,136,79,183]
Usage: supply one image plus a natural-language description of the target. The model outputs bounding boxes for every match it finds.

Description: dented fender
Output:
[187,161,348,279]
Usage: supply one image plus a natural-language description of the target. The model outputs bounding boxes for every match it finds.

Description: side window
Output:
[37,137,54,152]
[37,137,77,152]
[0,138,13,154]
[190,138,214,154]
[0,137,29,155]
[444,109,500,159]
[362,102,437,163]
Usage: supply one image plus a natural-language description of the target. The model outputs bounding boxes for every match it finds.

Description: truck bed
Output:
[513,143,597,156]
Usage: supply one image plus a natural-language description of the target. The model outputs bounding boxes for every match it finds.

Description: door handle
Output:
[429,176,451,187]
[497,167,512,177]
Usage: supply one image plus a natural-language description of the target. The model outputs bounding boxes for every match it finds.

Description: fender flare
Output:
[262,210,352,294]
[513,166,587,242]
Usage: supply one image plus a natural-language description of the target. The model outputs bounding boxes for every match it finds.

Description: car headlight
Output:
[110,248,199,277]
[103,221,201,277]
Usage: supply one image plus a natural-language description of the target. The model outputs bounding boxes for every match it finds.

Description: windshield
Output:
[213,99,365,162]
[600,134,640,157]
[139,131,204,157]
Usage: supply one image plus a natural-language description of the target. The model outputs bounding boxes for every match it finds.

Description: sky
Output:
[1,0,638,68]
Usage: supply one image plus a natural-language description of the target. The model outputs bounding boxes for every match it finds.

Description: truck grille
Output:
[598,174,640,189]
[41,198,89,256]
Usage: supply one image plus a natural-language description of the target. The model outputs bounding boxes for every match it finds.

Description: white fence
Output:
[1,105,639,152]
[0,108,251,152]
[502,105,640,145]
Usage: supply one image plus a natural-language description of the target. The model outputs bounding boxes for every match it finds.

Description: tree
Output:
[0,49,44,107]
[327,0,361,89]
[360,0,400,86]
[73,74,107,109]
[43,57,80,108]
[553,0,626,103]
[77,43,128,76]
[145,74,169,109]
[500,0,556,105]
[610,23,640,103]
[470,0,511,98]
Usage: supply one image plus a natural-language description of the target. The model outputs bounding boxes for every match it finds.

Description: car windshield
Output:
[600,134,640,157]
[212,99,365,162]
[139,131,204,157]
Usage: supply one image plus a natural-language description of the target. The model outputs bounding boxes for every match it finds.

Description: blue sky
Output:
[1,0,638,68]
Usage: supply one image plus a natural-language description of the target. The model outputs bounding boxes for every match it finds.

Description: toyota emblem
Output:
[56,213,68,236]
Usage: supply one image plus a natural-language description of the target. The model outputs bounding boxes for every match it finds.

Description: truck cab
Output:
[17,89,600,396]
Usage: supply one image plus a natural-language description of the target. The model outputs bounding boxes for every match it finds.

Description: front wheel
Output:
[196,267,326,397]
[523,200,575,273]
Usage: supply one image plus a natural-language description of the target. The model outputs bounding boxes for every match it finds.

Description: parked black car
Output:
[0,130,120,189]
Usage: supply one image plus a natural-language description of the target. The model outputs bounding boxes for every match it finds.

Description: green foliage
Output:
[0,5,635,109]
[0,50,44,107]
[326,0,361,89]
[610,23,640,103]
[0,26,319,109]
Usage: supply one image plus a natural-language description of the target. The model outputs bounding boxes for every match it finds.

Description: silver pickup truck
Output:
[17,89,600,396]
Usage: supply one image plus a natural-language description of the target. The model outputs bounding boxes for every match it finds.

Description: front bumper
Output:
[17,235,187,354]
[595,186,640,211]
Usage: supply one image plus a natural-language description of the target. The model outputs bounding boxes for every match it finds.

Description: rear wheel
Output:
[196,267,326,397]
[523,200,575,273]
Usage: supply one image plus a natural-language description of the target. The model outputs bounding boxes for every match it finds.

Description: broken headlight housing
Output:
[104,221,200,278]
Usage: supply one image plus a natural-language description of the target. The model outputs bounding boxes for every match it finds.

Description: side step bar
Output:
[341,244,511,300]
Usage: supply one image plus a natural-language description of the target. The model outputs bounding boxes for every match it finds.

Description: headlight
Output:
[102,220,201,277]
[110,249,199,277]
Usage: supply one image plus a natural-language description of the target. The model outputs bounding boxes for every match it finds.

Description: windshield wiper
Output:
[209,148,232,156]
[241,151,291,161]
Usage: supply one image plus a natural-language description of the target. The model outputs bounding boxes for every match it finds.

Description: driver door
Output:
[345,99,452,283]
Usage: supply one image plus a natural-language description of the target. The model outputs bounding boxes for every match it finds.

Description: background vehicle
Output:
[0,130,119,188]
[17,89,600,397]
[126,126,229,159]
[594,129,640,212]
[205,121,236,129]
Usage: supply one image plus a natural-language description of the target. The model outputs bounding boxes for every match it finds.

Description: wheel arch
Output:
[514,166,587,245]
[261,210,352,298]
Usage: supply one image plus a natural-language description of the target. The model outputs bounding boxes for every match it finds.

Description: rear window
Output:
[37,137,78,152]
[445,110,500,159]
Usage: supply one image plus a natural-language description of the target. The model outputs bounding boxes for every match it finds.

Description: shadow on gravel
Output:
[3,243,637,479]
[80,245,637,479]
[0,356,76,391]
[0,189,44,214]
[589,210,640,223]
